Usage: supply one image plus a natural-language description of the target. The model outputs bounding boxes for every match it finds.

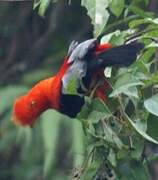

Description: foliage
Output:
[76,0,158,179]
[75,0,158,178]
[0,0,158,180]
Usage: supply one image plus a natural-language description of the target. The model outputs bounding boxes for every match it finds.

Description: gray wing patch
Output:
[68,38,97,63]
[67,40,79,57]
[62,38,97,95]
[62,60,87,94]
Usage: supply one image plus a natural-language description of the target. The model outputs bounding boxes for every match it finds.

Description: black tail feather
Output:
[95,42,144,68]
[81,42,144,90]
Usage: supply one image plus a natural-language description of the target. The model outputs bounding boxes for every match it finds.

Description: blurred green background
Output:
[0,1,93,179]
[0,0,158,180]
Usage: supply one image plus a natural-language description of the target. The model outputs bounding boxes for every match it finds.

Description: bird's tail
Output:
[95,41,144,68]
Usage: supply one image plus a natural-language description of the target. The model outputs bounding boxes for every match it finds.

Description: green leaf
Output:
[101,30,121,43]
[16,126,33,149]
[108,148,117,166]
[81,0,109,36]
[130,135,144,160]
[147,17,158,25]
[125,113,158,144]
[92,99,111,114]
[72,120,85,168]
[109,0,125,17]
[144,71,158,88]
[144,94,158,116]
[117,148,129,160]
[38,0,58,17]
[88,111,108,124]
[147,114,158,142]
[102,122,123,149]
[135,61,150,77]
[139,48,155,64]
[101,29,134,46]
[110,30,129,45]
[15,125,43,180]
[123,86,139,98]
[77,98,112,123]
[110,73,144,97]
[128,5,152,18]
[146,42,158,48]
[150,28,158,37]
[39,0,51,17]
[83,160,99,180]
[88,99,112,123]
[33,0,41,9]
[129,18,148,29]
[77,98,91,120]
[129,17,158,29]
[104,67,112,78]
[41,110,61,177]
[88,123,123,149]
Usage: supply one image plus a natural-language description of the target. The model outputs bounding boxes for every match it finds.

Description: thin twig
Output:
[72,147,95,180]
[97,15,139,41]
[125,27,158,44]
[129,136,134,150]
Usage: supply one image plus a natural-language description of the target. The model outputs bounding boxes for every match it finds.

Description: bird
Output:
[12,38,144,126]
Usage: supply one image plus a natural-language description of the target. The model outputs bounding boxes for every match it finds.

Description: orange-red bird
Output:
[12,39,143,126]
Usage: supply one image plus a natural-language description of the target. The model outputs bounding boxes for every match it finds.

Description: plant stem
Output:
[98,15,139,41]
[72,147,95,180]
